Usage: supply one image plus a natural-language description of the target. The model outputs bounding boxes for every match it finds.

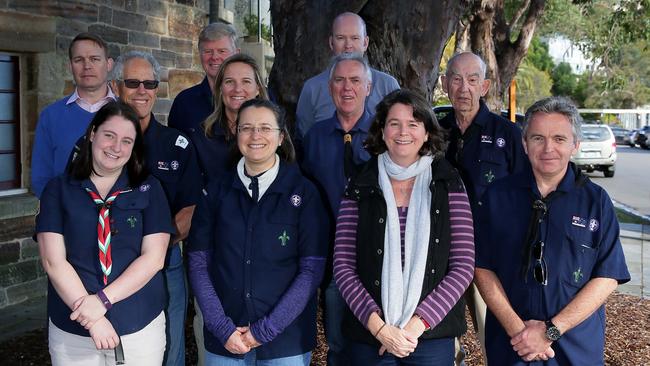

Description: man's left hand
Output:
[511,319,552,359]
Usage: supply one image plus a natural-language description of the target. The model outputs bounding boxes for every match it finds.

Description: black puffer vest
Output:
[342,155,468,346]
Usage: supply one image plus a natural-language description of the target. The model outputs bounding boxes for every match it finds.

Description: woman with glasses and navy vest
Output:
[188,99,328,365]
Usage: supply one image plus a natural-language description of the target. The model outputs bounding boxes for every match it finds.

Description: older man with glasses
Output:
[473,96,630,366]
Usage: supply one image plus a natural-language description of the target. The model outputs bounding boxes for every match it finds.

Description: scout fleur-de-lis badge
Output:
[127,215,137,228]
[278,230,290,246]
[485,169,495,183]
[573,267,583,283]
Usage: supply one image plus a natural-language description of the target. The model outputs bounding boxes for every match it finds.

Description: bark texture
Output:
[466,0,546,110]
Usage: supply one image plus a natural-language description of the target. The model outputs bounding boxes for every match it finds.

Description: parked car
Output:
[632,125,650,149]
[628,129,639,147]
[610,126,631,145]
[572,124,617,177]
[432,105,525,129]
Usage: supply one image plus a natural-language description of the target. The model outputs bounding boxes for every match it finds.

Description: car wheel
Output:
[604,169,615,178]
[642,143,650,150]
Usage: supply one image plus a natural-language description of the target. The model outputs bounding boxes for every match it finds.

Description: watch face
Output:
[546,326,561,341]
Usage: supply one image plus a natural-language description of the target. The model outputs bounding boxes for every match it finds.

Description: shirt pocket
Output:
[561,226,598,289]
[478,148,508,186]
[112,194,148,239]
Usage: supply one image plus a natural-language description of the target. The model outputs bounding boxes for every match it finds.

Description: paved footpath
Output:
[618,223,650,299]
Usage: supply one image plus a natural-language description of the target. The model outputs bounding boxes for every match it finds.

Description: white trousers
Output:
[49,311,166,366]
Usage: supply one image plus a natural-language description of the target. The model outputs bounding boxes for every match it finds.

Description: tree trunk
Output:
[467,0,546,110]
[269,0,463,129]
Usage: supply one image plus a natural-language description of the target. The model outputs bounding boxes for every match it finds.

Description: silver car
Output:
[572,124,617,177]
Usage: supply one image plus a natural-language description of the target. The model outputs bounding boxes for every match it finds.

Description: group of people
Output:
[31,10,629,366]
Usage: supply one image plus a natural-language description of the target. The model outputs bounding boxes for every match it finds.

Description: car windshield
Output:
[581,126,611,142]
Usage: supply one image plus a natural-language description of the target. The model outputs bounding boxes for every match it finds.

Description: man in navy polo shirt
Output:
[474,96,630,365]
[111,51,201,366]
[439,52,529,363]
[300,52,373,366]
[168,22,239,135]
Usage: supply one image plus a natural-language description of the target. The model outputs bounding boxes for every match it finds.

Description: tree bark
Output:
[467,0,546,110]
[269,0,463,128]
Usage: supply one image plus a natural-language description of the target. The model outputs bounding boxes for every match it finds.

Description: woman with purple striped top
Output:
[333,89,475,365]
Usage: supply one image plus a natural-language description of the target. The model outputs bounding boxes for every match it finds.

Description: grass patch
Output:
[616,208,650,225]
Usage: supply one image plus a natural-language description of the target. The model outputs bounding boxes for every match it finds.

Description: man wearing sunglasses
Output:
[474,96,630,365]
[111,51,201,366]
[31,32,116,198]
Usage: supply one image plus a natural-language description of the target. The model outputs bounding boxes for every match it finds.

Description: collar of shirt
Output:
[236,154,281,201]
[519,162,578,199]
[331,109,373,135]
[199,76,213,100]
[143,114,162,144]
[66,85,117,113]
[70,167,131,196]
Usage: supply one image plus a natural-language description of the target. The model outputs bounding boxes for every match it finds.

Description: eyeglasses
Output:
[237,125,281,136]
[120,79,159,90]
[532,240,548,285]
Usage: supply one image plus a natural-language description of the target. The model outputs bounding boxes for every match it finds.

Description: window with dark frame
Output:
[0,54,20,190]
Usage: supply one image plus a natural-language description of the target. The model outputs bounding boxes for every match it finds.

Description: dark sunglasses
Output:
[532,240,548,285]
[121,79,159,90]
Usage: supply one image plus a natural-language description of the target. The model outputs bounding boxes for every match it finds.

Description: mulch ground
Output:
[0,292,647,365]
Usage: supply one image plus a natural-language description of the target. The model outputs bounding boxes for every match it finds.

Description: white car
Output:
[572,124,617,177]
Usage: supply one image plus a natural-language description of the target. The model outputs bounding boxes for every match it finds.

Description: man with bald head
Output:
[439,51,528,364]
[295,12,399,138]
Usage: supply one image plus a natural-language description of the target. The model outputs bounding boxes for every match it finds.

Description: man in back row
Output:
[295,12,399,138]
[168,22,239,135]
[31,33,116,198]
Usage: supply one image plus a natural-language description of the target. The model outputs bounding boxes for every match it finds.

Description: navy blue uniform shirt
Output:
[168,77,213,135]
[475,164,630,365]
[188,161,329,359]
[440,101,528,211]
[300,110,373,218]
[142,115,201,216]
[185,123,234,187]
[35,171,174,336]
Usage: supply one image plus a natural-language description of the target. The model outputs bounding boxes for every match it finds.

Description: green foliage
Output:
[244,14,272,42]
[551,62,579,96]
[515,60,553,111]
[527,37,555,73]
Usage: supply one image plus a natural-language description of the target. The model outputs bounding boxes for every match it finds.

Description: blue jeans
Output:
[163,244,187,366]
[324,278,349,366]
[205,350,311,366]
[346,337,454,366]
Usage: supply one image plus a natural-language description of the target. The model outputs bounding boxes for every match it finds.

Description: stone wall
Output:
[0,0,228,310]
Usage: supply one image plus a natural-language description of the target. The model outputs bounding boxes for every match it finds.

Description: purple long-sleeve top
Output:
[333,192,475,329]
[188,251,325,345]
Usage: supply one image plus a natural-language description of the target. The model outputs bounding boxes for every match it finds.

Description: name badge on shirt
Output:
[571,215,587,228]
[481,135,493,144]
[158,161,170,171]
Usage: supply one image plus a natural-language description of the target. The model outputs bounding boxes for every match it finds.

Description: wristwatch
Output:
[545,320,562,341]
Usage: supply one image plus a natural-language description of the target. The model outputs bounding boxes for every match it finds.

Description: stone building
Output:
[0,0,272,319]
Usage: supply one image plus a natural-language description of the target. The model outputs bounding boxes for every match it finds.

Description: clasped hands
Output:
[511,319,555,362]
[225,326,261,355]
[70,293,119,350]
[375,316,425,358]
